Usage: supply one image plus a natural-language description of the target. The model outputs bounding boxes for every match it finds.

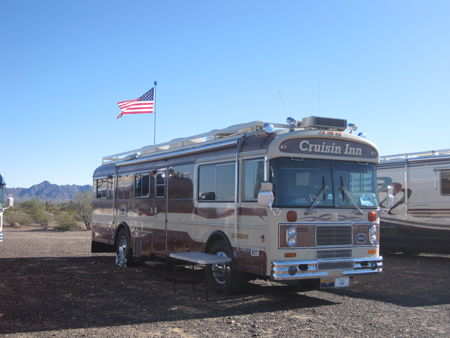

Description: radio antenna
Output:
[279,92,289,116]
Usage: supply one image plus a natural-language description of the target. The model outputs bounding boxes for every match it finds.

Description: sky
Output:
[1,0,449,188]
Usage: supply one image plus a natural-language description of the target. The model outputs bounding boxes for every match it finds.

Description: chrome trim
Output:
[134,231,154,258]
[271,256,383,280]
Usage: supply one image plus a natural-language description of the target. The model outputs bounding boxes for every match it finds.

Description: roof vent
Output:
[302,116,347,131]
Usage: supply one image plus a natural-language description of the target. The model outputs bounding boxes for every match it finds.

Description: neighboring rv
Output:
[92,116,384,293]
[378,149,450,254]
[0,174,14,242]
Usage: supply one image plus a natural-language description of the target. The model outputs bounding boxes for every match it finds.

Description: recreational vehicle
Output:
[0,174,14,242]
[91,116,384,293]
[378,149,450,254]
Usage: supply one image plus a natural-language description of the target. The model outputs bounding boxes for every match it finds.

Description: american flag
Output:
[117,88,154,118]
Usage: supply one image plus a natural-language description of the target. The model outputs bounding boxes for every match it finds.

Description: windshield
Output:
[270,158,379,209]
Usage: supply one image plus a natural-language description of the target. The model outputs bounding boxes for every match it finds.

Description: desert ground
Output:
[1,226,449,337]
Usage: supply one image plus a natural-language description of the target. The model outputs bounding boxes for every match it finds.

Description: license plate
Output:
[320,277,350,288]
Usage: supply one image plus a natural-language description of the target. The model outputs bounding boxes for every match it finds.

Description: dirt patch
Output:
[1,226,449,337]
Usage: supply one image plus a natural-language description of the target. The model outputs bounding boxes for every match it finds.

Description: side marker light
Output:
[368,211,377,222]
[287,211,297,222]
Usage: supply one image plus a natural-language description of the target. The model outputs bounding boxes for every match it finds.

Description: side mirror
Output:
[6,197,14,208]
[258,181,274,208]
[386,186,394,209]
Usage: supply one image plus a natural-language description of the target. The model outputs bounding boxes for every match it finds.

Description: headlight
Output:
[287,237,297,247]
[369,225,377,244]
[287,226,296,237]
[286,226,297,247]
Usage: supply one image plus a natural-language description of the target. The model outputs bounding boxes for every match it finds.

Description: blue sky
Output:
[1,0,449,188]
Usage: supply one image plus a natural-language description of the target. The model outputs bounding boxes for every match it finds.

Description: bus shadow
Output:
[0,256,334,335]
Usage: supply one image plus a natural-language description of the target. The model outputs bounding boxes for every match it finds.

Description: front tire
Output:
[207,240,246,294]
[116,227,133,264]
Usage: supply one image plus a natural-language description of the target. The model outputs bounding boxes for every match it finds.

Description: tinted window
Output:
[135,174,150,198]
[333,161,378,208]
[199,163,235,201]
[441,170,450,195]
[156,172,165,198]
[270,158,379,208]
[95,179,107,199]
[118,174,133,199]
[168,165,194,199]
[243,159,264,201]
[271,158,333,207]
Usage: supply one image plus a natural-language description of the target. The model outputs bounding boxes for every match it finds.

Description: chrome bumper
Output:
[271,257,383,280]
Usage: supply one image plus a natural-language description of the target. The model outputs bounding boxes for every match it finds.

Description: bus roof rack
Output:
[380,149,450,162]
[102,120,290,165]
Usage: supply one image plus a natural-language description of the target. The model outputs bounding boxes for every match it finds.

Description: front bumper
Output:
[271,257,383,280]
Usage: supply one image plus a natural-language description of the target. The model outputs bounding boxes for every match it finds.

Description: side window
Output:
[198,162,235,201]
[441,170,450,195]
[118,174,133,199]
[168,165,194,199]
[156,172,165,198]
[243,159,264,201]
[95,179,107,199]
[135,174,150,198]
[107,176,113,199]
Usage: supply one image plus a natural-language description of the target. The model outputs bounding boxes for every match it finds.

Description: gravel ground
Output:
[0,226,449,337]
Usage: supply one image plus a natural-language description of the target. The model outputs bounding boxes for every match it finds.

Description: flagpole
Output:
[153,81,157,145]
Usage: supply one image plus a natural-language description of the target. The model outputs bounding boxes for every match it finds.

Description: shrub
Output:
[73,191,92,229]
[56,213,79,231]
[4,208,32,226]
[20,199,50,226]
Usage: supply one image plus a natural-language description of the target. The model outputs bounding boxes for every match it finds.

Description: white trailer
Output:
[377,149,450,254]
[0,174,14,242]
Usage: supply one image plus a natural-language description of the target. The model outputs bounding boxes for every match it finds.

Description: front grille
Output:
[316,225,352,246]
[317,249,352,259]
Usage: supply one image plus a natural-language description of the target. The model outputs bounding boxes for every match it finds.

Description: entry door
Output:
[152,168,168,254]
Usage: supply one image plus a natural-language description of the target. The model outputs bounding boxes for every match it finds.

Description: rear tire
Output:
[207,240,246,294]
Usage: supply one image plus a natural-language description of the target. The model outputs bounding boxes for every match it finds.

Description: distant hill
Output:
[5,181,93,202]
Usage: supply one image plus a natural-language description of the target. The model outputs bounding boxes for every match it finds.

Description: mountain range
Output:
[4,181,93,202]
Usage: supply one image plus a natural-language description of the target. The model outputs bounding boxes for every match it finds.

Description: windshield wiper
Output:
[340,175,363,215]
[305,175,328,215]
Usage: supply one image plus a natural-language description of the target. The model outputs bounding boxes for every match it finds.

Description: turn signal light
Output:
[368,211,377,222]
[285,253,297,258]
[368,249,376,254]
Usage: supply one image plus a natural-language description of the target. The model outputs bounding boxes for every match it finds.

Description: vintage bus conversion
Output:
[91,116,385,293]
